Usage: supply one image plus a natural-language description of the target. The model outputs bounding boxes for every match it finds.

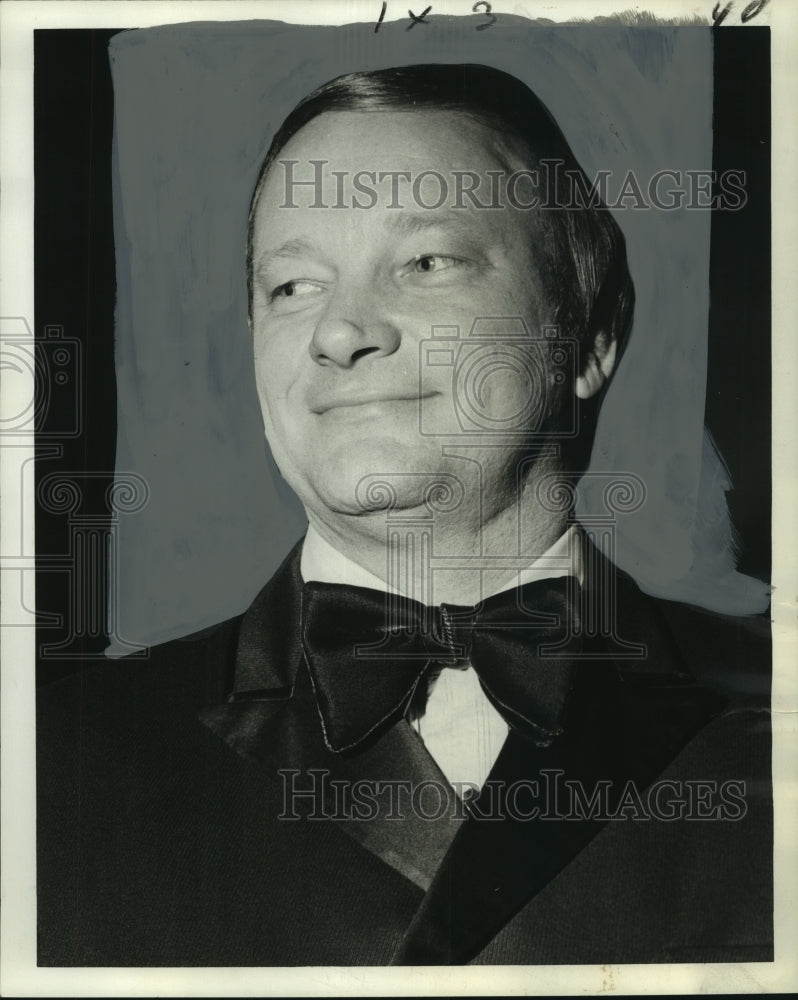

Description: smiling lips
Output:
[308,390,439,414]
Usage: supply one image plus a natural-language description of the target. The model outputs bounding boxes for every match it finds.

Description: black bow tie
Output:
[300,577,581,755]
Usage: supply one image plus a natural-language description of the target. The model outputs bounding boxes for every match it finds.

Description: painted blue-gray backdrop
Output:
[107,16,767,654]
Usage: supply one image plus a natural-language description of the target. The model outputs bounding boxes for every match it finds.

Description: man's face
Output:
[250,110,567,523]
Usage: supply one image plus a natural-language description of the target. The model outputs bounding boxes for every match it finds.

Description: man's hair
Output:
[246,63,635,365]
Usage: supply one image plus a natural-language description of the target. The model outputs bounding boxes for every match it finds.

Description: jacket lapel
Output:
[198,539,462,892]
[308,718,465,890]
[391,558,728,965]
[197,540,305,766]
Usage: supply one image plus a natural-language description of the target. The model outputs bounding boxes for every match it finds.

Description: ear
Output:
[575,329,617,400]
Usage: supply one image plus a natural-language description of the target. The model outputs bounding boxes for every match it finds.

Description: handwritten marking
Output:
[713,0,769,23]
[741,0,769,22]
[407,5,432,28]
[712,1,733,24]
[472,1,496,29]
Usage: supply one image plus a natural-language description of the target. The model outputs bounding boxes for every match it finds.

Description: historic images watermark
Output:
[2,316,150,659]
[278,159,748,212]
[417,319,578,439]
[279,768,748,823]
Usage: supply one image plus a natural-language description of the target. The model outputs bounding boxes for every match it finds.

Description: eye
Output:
[270,279,323,301]
[411,254,463,274]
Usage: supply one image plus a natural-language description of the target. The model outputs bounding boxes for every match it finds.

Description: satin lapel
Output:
[201,684,463,892]
[312,718,466,891]
[198,539,462,892]
[198,539,306,766]
[392,565,728,965]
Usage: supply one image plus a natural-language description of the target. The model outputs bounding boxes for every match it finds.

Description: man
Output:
[37,64,771,966]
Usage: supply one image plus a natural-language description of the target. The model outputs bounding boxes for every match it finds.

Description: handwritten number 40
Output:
[374,2,496,32]
[712,0,769,25]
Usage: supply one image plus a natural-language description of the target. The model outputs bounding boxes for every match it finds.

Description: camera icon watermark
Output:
[418,317,578,439]
[0,318,82,438]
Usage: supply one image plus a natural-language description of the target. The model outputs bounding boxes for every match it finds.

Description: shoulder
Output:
[36,614,247,862]
[639,593,772,816]
[36,615,245,761]
[652,595,771,707]
[38,537,306,748]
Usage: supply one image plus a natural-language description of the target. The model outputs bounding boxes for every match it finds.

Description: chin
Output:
[306,438,455,516]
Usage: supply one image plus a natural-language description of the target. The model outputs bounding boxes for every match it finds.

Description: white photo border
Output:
[2,1,795,995]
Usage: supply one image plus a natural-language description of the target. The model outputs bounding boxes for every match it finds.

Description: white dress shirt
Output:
[300,525,582,791]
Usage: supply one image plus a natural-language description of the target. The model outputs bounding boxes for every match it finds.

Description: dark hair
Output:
[246,63,634,364]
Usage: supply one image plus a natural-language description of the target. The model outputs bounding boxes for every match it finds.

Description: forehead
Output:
[252,109,533,250]
[270,108,517,173]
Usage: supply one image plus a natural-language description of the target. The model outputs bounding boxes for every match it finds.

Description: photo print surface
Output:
[30,7,773,975]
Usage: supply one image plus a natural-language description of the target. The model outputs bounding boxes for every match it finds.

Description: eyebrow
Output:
[254,211,490,275]
[255,238,316,269]
[386,211,479,238]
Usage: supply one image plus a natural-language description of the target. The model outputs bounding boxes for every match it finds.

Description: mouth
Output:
[310,392,440,415]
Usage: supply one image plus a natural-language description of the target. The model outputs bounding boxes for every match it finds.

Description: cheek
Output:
[252,325,305,405]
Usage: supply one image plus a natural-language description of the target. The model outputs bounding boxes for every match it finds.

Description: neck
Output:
[305,455,571,605]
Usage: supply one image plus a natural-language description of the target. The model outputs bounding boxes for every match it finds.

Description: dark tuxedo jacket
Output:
[37,539,773,966]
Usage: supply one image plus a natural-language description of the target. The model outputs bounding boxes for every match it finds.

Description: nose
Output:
[309,282,401,369]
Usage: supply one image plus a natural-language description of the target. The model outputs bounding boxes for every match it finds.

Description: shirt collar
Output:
[300,523,583,600]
